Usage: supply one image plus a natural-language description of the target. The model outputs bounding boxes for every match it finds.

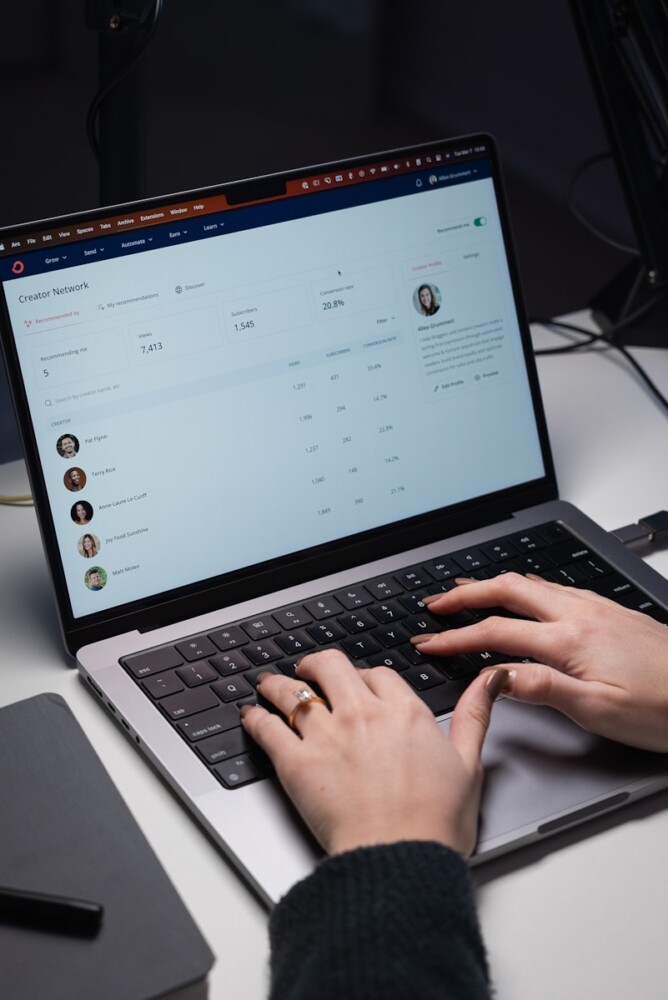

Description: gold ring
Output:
[288,688,328,732]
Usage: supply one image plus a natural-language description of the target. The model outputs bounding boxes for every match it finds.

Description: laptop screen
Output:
[0,136,547,627]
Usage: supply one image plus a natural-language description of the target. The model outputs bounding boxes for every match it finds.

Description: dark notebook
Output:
[0,693,214,1000]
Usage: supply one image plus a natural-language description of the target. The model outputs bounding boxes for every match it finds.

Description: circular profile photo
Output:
[71,500,94,526]
[56,433,80,460]
[413,282,441,317]
[85,566,107,592]
[64,467,87,492]
[78,533,100,559]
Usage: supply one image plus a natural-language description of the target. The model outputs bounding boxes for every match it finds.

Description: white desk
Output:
[2,318,668,1000]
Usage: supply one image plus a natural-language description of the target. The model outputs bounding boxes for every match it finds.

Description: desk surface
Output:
[2,319,668,1000]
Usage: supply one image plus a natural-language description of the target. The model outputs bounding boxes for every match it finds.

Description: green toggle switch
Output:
[473,216,487,227]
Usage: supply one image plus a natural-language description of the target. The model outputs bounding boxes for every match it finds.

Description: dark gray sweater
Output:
[269,841,491,999]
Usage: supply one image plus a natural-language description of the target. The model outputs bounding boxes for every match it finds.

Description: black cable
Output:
[531,286,668,415]
[531,280,668,355]
[565,152,641,256]
[86,0,163,162]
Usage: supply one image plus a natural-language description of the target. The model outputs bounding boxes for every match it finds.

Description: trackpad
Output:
[439,698,668,855]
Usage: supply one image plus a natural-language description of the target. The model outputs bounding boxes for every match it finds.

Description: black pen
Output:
[0,885,104,935]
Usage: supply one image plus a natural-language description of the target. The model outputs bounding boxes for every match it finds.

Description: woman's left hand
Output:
[241,650,507,857]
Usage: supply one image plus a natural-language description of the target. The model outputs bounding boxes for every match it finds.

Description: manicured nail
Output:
[410,632,439,644]
[421,594,442,606]
[486,667,510,699]
[454,577,477,585]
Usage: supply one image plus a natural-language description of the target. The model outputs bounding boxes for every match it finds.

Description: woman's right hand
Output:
[412,573,668,753]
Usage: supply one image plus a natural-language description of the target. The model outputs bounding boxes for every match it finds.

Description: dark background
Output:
[0,0,635,462]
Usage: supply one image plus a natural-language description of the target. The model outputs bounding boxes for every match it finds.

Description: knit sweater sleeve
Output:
[268,841,491,1000]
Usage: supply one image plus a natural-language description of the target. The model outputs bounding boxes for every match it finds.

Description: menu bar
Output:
[0,141,488,257]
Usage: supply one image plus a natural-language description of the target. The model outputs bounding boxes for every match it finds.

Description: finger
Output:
[502,660,604,723]
[255,671,330,733]
[447,668,509,769]
[359,664,425,704]
[239,703,300,763]
[296,648,375,707]
[411,616,571,668]
[423,572,580,622]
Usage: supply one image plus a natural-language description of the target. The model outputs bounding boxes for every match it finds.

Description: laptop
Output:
[2,134,668,906]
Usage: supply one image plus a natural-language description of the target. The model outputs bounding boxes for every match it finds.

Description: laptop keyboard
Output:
[121,521,668,790]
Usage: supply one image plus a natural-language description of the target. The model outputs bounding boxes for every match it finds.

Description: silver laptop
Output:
[2,134,667,906]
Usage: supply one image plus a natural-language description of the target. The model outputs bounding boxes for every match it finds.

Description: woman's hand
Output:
[413,573,668,752]
[240,650,507,857]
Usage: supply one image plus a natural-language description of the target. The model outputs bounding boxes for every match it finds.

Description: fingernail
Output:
[255,671,271,686]
[421,594,441,606]
[410,632,439,644]
[239,703,255,719]
[486,667,510,699]
[526,573,543,582]
[455,577,477,585]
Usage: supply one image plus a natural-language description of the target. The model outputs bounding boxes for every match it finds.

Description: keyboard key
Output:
[451,547,491,573]
[340,634,382,659]
[398,593,430,614]
[366,576,403,600]
[241,618,281,641]
[304,595,344,619]
[142,671,184,699]
[404,664,447,691]
[420,680,468,715]
[244,640,282,665]
[465,650,508,670]
[507,530,545,552]
[275,631,316,656]
[367,650,410,671]
[423,556,460,581]
[214,754,264,789]
[210,650,251,675]
[339,612,376,633]
[394,567,433,590]
[306,620,347,644]
[440,656,478,680]
[176,661,219,687]
[537,522,570,544]
[548,540,594,564]
[196,728,253,765]
[176,636,218,661]
[369,601,407,623]
[515,551,556,574]
[246,666,282,687]
[334,587,373,609]
[273,606,312,629]
[592,574,635,599]
[401,613,442,636]
[160,686,221,721]
[552,563,590,586]
[124,646,183,678]
[578,557,612,579]
[212,676,254,702]
[178,704,243,741]
[480,539,519,562]
[374,624,411,648]
[209,625,249,650]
